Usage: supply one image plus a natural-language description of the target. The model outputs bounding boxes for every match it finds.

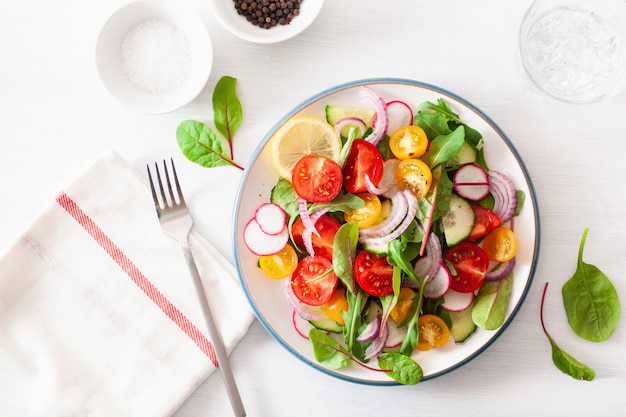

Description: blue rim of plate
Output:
[233,77,541,385]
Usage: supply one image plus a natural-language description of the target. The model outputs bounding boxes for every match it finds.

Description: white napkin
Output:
[0,152,255,416]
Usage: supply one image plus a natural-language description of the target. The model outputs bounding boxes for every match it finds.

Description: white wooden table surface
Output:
[1,0,625,416]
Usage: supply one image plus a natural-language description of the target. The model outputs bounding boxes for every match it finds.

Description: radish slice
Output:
[421,263,451,299]
[384,320,408,349]
[379,158,400,198]
[489,170,518,223]
[485,257,516,281]
[361,86,388,146]
[441,289,475,312]
[255,202,287,235]
[385,100,414,136]
[453,163,490,201]
[292,310,310,339]
[243,217,289,256]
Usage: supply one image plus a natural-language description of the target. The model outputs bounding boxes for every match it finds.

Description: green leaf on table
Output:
[562,228,621,342]
[472,272,513,330]
[176,120,233,168]
[378,352,423,385]
[541,283,596,381]
[176,75,244,170]
[548,336,596,381]
[212,75,242,143]
[309,328,352,370]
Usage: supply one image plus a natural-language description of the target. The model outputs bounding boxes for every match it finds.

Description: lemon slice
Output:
[270,116,342,180]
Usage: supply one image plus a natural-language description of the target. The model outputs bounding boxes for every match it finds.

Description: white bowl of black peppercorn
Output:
[209,0,324,43]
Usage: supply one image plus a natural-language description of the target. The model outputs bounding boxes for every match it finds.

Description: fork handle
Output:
[182,246,247,417]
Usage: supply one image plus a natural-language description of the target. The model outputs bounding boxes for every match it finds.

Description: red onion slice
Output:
[356,313,381,343]
[379,158,401,198]
[284,280,326,321]
[485,257,516,281]
[359,189,417,247]
[364,173,393,196]
[334,116,368,137]
[359,191,408,238]
[489,170,517,223]
[364,321,389,360]
[361,86,388,146]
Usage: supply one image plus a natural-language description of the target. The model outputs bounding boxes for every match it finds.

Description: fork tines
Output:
[147,158,185,210]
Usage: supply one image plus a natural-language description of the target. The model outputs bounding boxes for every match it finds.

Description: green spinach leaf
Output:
[414,111,451,140]
[562,228,620,342]
[541,283,595,381]
[378,352,423,385]
[270,177,300,219]
[472,272,513,330]
[421,126,465,168]
[416,98,483,147]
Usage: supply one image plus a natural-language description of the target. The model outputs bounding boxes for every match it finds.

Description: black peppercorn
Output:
[232,0,305,29]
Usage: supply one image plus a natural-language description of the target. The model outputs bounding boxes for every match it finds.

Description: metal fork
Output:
[147,159,246,417]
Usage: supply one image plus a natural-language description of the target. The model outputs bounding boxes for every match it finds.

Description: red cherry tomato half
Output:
[291,215,341,260]
[342,139,384,194]
[290,256,338,306]
[292,155,343,203]
[444,242,490,293]
[468,205,502,241]
[354,250,394,296]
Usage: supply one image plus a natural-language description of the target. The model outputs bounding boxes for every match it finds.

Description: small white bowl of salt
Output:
[96,0,212,114]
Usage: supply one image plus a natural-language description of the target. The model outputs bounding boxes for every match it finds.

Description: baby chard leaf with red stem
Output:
[213,75,242,157]
[176,75,245,170]
[541,282,595,381]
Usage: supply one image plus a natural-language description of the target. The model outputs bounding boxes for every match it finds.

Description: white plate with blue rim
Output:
[233,78,540,385]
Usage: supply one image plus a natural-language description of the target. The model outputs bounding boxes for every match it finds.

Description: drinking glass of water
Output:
[519,0,626,103]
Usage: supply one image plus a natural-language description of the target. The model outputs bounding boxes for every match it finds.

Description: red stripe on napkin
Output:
[56,191,219,367]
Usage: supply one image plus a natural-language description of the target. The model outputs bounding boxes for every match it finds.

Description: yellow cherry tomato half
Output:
[344,192,382,228]
[389,287,416,324]
[323,287,349,325]
[416,314,450,351]
[389,125,429,160]
[395,158,433,198]
[482,226,518,262]
[258,243,299,279]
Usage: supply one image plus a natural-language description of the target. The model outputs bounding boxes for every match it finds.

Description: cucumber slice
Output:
[361,241,389,255]
[448,141,477,166]
[442,193,475,246]
[309,317,343,334]
[449,304,477,343]
[325,105,375,136]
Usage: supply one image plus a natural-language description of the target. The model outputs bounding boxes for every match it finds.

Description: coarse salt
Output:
[120,19,192,95]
